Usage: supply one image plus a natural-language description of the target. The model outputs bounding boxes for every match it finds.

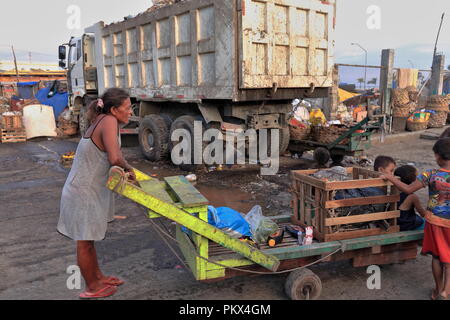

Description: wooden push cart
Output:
[107,167,423,300]
[288,117,379,165]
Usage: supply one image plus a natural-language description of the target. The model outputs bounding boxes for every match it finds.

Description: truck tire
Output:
[139,115,170,162]
[261,127,290,157]
[79,106,89,138]
[170,115,204,171]
[279,126,291,155]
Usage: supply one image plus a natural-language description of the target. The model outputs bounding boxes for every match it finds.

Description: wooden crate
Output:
[1,128,27,143]
[290,167,400,242]
[1,114,23,130]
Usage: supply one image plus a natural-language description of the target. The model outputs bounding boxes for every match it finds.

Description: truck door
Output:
[239,0,335,89]
[83,33,98,93]
[68,37,86,97]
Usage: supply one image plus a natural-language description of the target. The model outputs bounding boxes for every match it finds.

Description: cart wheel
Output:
[313,147,330,166]
[285,269,322,300]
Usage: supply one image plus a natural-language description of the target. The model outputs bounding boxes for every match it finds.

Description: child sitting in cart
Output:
[382,138,450,300]
[374,156,396,175]
[334,156,397,213]
[393,165,426,231]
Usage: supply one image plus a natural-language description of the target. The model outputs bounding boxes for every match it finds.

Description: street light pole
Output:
[351,43,368,91]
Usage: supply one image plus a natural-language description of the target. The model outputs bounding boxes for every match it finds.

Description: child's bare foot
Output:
[431,289,439,300]
[438,291,448,300]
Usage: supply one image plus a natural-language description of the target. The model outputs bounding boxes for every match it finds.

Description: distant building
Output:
[444,71,450,95]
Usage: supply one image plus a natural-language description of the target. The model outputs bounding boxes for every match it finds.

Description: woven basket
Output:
[289,124,311,141]
[312,126,349,145]
[392,88,410,106]
[393,102,417,117]
[406,120,428,132]
[405,86,419,103]
[393,107,413,118]
[427,95,449,110]
[428,111,448,128]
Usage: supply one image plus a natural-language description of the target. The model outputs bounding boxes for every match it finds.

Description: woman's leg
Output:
[77,241,105,292]
[441,264,450,299]
[432,258,444,299]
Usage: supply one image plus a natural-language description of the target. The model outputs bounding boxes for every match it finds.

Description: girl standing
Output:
[383,138,450,300]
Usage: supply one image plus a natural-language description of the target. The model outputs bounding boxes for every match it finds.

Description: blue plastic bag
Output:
[182,206,251,239]
[208,206,252,238]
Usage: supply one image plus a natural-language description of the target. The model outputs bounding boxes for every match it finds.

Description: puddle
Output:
[195,184,256,213]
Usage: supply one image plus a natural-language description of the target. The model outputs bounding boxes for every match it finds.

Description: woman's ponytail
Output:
[86,99,102,125]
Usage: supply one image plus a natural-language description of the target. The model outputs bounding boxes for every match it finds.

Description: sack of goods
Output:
[309,108,327,126]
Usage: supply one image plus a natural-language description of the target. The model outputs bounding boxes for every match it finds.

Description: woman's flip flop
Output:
[79,285,117,299]
[103,277,125,286]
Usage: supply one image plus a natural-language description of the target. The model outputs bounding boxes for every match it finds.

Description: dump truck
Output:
[58,0,336,163]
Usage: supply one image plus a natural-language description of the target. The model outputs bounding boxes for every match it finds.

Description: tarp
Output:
[35,86,69,119]
[397,68,418,89]
[338,88,360,103]
[17,81,39,87]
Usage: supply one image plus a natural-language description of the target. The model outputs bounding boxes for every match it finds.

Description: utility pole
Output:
[432,13,445,63]
[351,43,368,90]
[11,45,20,83]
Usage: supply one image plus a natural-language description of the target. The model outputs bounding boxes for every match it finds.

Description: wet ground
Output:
[0,128,447,300]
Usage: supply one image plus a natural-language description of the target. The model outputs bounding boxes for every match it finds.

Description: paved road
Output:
[0,134,442,300]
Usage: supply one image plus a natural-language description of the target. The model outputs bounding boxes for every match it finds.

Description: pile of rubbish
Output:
[311,166,350,182]
[0,96,10,114]
[184,204,313,248]
[146,0,185,12]
[310,167,389,232]
[288,98,380,144]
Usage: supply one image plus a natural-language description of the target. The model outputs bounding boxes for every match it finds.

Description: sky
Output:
[0,0,449,77]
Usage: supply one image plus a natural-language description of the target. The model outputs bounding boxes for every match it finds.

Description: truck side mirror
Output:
[58,46,67,60]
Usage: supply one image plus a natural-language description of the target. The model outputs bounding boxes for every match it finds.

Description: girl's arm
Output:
[382,174,424,194]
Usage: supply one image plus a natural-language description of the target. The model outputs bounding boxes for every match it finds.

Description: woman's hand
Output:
[125,168,136,182]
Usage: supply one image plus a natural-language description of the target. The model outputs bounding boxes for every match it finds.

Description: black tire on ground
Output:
[78,106,89,138]
[285,268,322,300]
[169,115,205,171]
[139,115,170,162]
[314,147,330,166]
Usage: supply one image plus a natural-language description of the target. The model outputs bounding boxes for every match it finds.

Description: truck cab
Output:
[59,34,98,134]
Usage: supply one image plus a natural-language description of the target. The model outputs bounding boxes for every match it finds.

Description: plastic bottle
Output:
[297,231,304,245]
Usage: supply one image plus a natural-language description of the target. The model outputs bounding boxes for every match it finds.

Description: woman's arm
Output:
[382,174,424,194]
[101,116,136,180]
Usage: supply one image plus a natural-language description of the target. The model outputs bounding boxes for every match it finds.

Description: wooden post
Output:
[430,54,445,96]
[11,46,20,84]
[327,64,339,120]
[379,49,395,115]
